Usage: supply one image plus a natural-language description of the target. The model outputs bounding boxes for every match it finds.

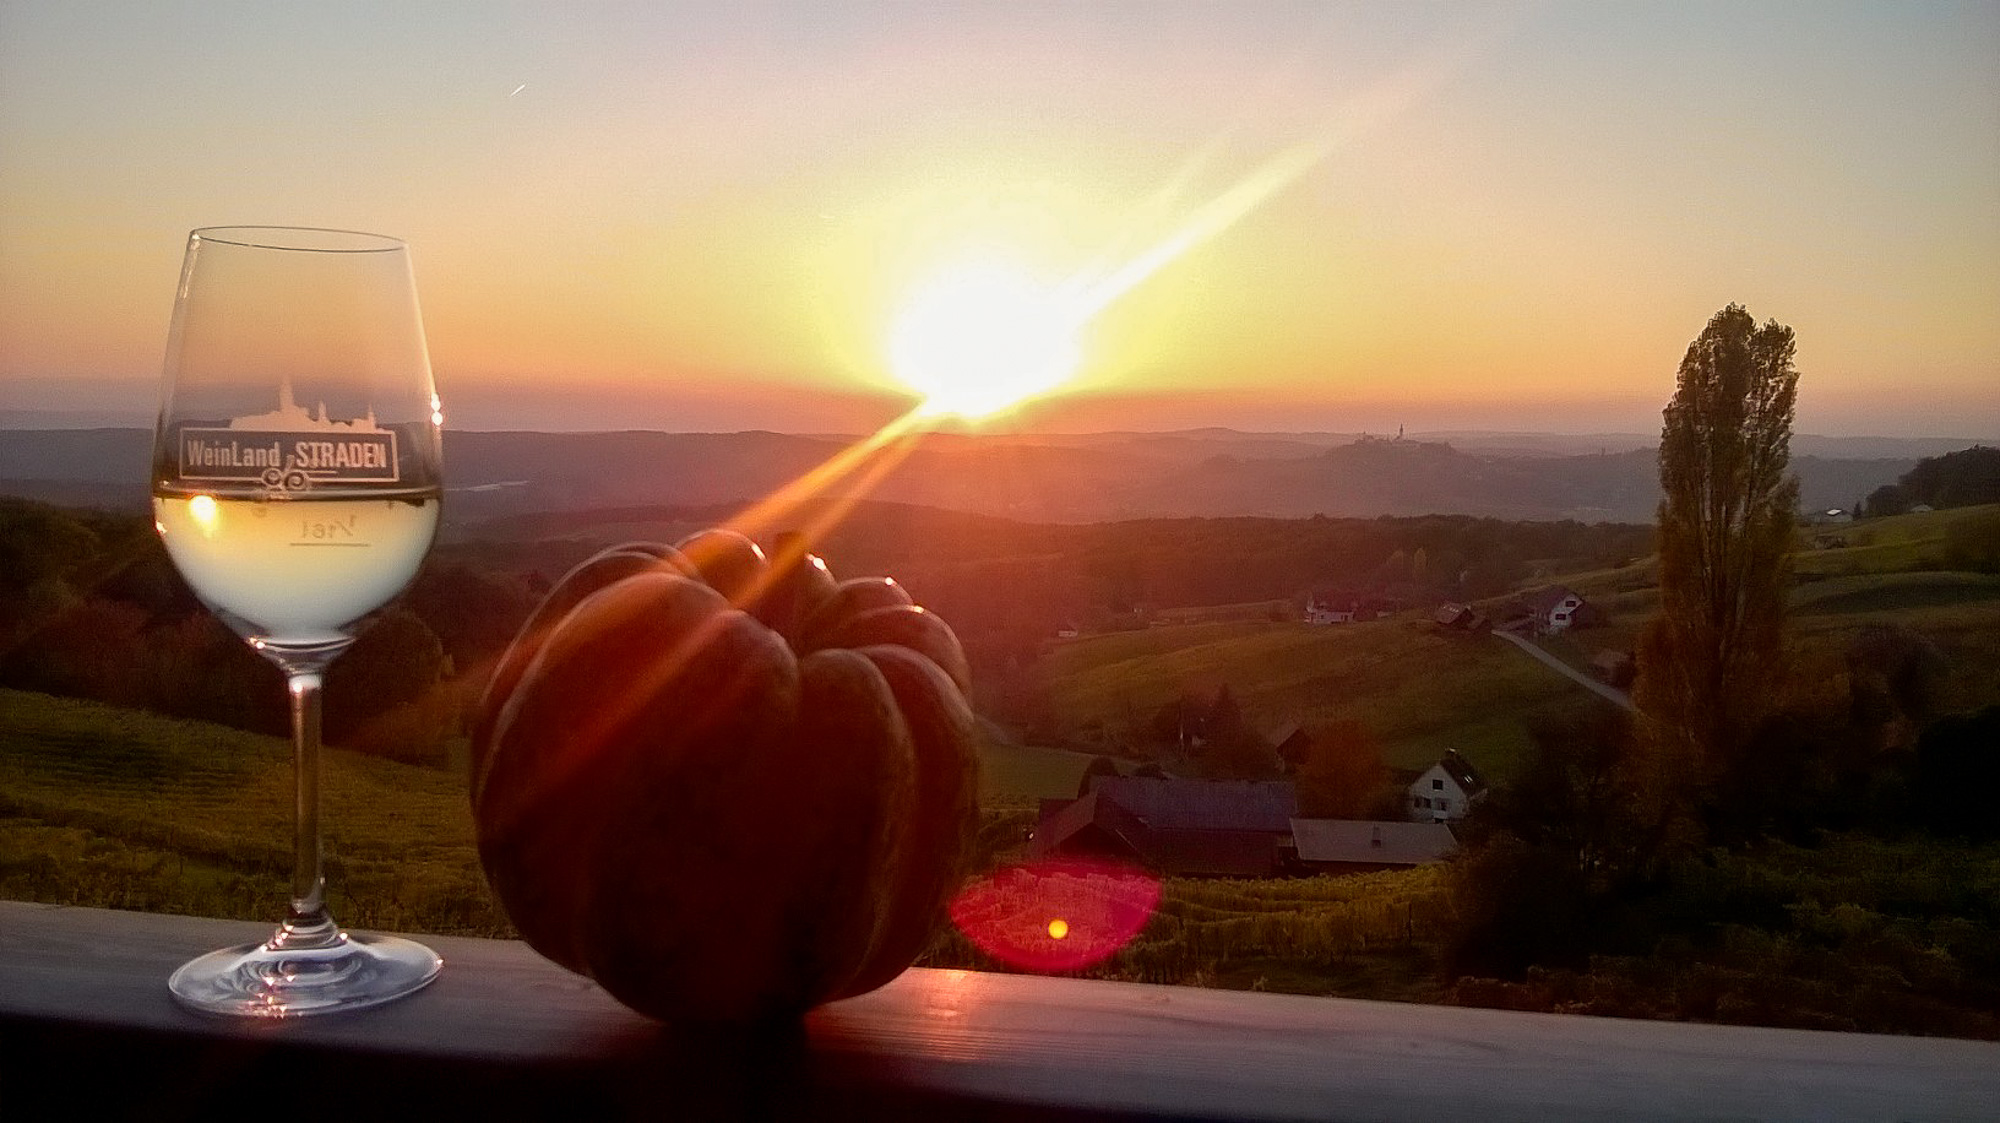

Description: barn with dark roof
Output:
[1031,777,1299,878]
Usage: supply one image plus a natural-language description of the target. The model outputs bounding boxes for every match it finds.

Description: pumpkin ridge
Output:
[840,644,980,997]
[470,545,693,804]
[475,573,732,833]
[472,533,980,1022]
[782,648,919,1005]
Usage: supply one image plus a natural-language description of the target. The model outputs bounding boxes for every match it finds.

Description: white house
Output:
[1523,585,1587,634]
[1305,591,1389,626]
[1408,750,1486,824]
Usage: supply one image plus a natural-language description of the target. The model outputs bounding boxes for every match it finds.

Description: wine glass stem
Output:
[282,670,339,949]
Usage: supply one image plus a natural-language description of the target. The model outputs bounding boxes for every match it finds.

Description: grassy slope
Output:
[0,688,1111,924]
[980,737,1101,803]
[1795,503,2000,577]
[6,504,1994,1024]
[2,686,1449,1003]
[1036,505,2000,781]
[0,689,507,934]
[1042,618,1612,782]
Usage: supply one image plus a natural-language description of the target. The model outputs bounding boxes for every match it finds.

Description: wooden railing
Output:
[3,900,1996,1121]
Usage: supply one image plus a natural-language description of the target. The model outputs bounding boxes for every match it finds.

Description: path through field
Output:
[1491,631,1634,711]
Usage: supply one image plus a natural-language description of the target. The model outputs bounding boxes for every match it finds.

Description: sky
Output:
[1,1,1996,436]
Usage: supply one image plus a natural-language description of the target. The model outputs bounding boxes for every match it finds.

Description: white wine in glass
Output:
[151,226,445,1017]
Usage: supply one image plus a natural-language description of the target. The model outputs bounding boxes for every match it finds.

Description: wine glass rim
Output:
[191,226,406,253]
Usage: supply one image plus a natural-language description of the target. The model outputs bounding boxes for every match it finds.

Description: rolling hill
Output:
[0,426,1926,524]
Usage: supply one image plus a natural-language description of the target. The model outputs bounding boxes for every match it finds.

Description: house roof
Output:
[1034,787,1289,877]
[1036,791,1132,853]
[1290,819,1457,866]
[1523,585,1582,616]
[1438,749,1486,795]
[1090,777,1298,833]
[1129,829,1284,878]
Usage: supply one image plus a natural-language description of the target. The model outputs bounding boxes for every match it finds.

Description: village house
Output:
[1304,591,1393,625]
[1032,776,1299,878]
[1518,585,1590,635]
[1408,750,1486,823]
[1268,725,1313,773]
[1433,601,1490,633]
[1034,775,1464,880]
[1287,819,1458,875]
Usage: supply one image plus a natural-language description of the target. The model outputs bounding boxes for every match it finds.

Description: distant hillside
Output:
[1862,445,2000,515]
[0,427,1927,524]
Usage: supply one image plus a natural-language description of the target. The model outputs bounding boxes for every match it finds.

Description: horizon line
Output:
[3,415,1995,448]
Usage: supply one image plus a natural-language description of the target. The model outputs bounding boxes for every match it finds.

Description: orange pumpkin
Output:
[470,530,979,1022]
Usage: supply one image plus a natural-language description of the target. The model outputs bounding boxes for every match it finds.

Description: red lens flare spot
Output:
[948,860,1160,972]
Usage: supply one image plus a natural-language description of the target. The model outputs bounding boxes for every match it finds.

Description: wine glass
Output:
[150,226,445,1017]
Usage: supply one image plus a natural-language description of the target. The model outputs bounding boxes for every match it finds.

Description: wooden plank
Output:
[2,900,1996,1121]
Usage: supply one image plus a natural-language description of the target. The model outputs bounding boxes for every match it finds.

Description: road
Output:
[1492,629,1635,711]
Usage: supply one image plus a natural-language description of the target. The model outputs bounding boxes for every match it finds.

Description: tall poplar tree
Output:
[1636,304,1800,809]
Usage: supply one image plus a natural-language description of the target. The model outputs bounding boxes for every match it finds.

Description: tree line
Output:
[1859,445,2000,517]
[0,491,1653,767]
[0,497,545,765]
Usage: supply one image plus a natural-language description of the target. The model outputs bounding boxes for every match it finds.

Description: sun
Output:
[888,259,1084,420]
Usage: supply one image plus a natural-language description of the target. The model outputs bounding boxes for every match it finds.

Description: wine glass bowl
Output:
[151,226,444,1016]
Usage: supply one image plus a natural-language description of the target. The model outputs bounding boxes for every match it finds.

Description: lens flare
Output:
[948,859,1160,973]
[188,494,220,537]
[889,259,1084,420]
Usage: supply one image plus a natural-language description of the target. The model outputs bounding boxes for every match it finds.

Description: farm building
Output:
[1287,819,1457,875]
[1408,750,1487,823]
[1031,777,1299,878]
[1433,602,1490,633]
[1031,773,1461,879]
[1304,591,1393,625]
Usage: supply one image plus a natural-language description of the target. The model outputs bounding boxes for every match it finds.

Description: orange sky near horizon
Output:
[1,2,1996,436]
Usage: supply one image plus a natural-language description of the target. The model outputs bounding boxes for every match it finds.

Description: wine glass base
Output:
[168,930,441,1018]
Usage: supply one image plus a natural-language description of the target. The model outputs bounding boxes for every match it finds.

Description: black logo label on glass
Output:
[175,382,399,493]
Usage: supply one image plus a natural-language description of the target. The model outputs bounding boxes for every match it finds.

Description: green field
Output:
[0,687,1448,1003]
[6,502,1998,1030]
[0,690,1110,928]
[1040,617,1613,782]
[1795,503,2000,578]
[979,736,1102,803]
[1024,505,2000,782]
[0,688,505,936]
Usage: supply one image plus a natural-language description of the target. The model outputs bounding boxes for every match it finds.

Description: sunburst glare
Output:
[889,259,1085,420]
